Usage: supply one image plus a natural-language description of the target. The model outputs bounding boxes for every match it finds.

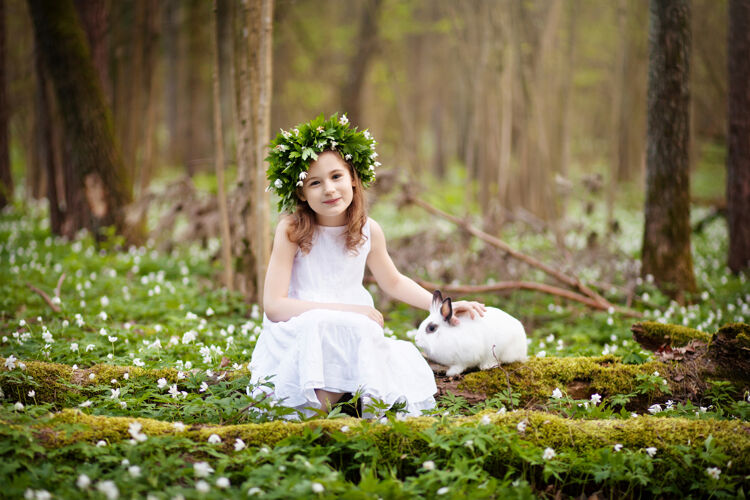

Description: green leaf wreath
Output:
[265,113,380,213]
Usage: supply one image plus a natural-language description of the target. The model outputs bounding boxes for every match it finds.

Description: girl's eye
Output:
[309,181,319,186]
[332,174,342,180]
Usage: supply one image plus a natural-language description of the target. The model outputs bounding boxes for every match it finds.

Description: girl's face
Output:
[299,151,355,226]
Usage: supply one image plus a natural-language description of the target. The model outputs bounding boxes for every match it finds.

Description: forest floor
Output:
[1,176,749,498]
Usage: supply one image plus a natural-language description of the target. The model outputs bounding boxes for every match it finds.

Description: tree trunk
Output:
[253,0,273,306]
[642,0,696,300]
[72,0,110,104]
[27,0,134,240]
[212,0,233,292]
[727,0,750,273]
[0,0,11,209]
[340,0,382,129]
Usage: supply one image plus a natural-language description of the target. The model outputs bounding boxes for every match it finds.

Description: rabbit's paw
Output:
[445,365,466,378]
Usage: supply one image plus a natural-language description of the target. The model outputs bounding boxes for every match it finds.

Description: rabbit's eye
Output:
[426,323,438,334]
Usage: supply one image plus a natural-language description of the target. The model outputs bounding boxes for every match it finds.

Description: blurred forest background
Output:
[0,0,747,307]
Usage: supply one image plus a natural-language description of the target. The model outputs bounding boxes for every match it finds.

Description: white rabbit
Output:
[414,290,527,377]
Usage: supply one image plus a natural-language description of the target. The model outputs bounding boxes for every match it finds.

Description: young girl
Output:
[249,114,485,417]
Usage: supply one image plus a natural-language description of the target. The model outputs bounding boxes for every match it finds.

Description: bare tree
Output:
[340,0,382,128]
[727,0,750,273]
[642,0,696,299]
[212,0,233,291]
[27,0,134,240]
[230,0,273,302]
[0,0,11,208]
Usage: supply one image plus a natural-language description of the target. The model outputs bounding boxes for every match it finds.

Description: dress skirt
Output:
[250,309,437,417]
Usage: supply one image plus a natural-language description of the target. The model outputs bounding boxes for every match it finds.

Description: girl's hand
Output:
[349,305,384,327]
[449,300,486,326]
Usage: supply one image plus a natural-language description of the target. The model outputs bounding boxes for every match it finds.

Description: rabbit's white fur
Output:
[415,290,527,377]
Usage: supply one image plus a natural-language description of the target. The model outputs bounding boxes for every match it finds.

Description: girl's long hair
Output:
[286,155,368,254]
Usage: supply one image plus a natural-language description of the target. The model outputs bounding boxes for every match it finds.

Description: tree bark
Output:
[340,0,382,128]
[727,0,750,273]
[212,0,233,292]
[254,0,273,306]
[642,0,696,300]
[0,0,11,209]
[27,0,134,240]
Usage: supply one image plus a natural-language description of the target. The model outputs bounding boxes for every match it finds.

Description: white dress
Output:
[249,219,437,417]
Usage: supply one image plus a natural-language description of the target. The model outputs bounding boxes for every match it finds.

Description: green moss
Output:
[0,358,233,405]
[459,356,670,403]
[715,323,750,348]
[30,409,750,474]
[633,321,711,347]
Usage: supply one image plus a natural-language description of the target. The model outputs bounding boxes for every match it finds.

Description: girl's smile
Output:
[299,151,355,226]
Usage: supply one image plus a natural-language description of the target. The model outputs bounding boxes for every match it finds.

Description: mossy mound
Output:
[0,358,247,405]
[458,355,670,403]
[27,409,750,474]
[631,321,711,350]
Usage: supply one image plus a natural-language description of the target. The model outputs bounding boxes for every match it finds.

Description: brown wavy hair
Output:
[286,153,368,254]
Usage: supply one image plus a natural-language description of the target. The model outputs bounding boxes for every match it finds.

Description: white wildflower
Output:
[76,474,91,489]
[614,443,623,452]
[480,414,491,425]
[234,438,246,451]
[248,487,263,496]
[648,404,662,414]
[206,307,214,316]
[14,401,24,411]
[437,487,450,495]
[70,343,78,352]
[422,460,435,470]
[128,465,141,478]
[195,480,210,493]
[79,400,92,408]
[194,462,214,478]
[208,434,222,444]
[516,420,527,433]
[110,388,120,399]
[706,467,721,480]
[173,422,186,432]
[157,378,167,389]
[96,440,107,447]
[590,393,602,406]
[4,354,17,370]
[216,477,230,489]
[645,447,657,457]
[542,447,556,460]
[311,482,324,493]
[96,481,119,500]
[551,388,563,399]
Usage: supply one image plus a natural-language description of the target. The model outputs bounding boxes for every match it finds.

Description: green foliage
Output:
[1,193,748,498]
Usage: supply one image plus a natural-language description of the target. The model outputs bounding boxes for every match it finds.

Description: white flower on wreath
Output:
[345,154,352,160]
[299,171,307,180]
[296,181,303,187]
[339,115,349,125]
[274,179,283,189]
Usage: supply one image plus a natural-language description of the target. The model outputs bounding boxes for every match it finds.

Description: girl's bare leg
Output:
[315,389,344,411]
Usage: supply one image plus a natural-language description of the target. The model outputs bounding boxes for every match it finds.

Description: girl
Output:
[250,114,485,417]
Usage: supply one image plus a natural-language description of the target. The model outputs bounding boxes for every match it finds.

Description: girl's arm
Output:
[263,217,384,326]
[366,219,485,321]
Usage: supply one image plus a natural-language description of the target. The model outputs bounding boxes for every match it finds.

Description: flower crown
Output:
[266,113,380,213]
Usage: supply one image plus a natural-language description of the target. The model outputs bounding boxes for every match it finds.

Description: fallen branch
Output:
[54,273,66,298]
[26,283,61,313]
[412,277,641,317]
[402,192,613,309]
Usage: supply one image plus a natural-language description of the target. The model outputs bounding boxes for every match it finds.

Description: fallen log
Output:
[16,408,750,478]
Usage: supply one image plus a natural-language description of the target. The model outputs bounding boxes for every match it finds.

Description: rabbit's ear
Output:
[440,298,453,323]
[431,290,443,313]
